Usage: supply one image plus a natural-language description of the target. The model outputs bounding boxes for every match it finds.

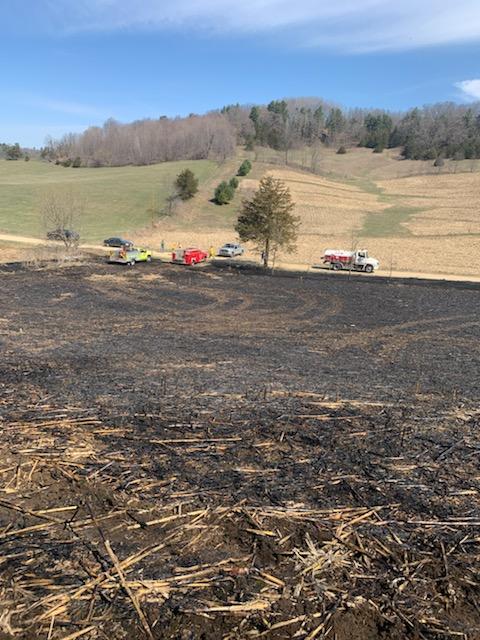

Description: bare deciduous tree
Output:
[40,190,84,249]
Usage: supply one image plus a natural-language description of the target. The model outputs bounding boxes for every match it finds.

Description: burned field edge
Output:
[0,262,479,639]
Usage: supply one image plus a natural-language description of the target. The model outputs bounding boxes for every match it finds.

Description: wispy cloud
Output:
[25,95,105,117]
[456,79,480,101]
[0,123,91,148]
[5,0,480,52]
[3,91,107,118]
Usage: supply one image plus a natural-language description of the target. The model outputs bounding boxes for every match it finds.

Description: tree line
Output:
[221,99,480,161]
[42,98,480,167]
[43,113,236,167]
[0,142,30,160]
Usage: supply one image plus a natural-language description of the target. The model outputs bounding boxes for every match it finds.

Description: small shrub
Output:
[423,148,437,160]
[229,177,239,190]
[214,181,235,205]
[72,156,82,168]
[373,144,384,154]
[24,155,30,162]
[336,146,347,155]
[62,158,72,167]
[238,160,252,176]
[433,156,444,167]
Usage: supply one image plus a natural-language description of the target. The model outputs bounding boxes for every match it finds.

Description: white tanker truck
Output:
[323,249,379,273]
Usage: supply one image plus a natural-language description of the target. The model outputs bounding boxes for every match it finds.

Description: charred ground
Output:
[0,261,479,639]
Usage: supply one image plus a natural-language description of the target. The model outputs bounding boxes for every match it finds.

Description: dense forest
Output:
[40,98,480,167]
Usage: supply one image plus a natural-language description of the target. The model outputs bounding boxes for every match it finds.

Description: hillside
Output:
[134,147,480,277]
[0,158,217,241]
[1,148,480,277]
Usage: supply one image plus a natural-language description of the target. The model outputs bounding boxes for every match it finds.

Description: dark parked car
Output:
[103,237,134,248]
[46,228,80,242]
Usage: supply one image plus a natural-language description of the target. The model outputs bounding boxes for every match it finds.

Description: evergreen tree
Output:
[214,181,235,205]
[249,106,261,140]
[238,160,252,176]
[362,113,393,149]
[5,143,22,160]
[175,169,199,200]
[236,176,299,268]
[267,100,288,123]
[325,108,346,140]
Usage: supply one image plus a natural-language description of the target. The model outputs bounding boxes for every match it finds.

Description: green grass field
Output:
[0,159,217,241]
[2,151,480,277]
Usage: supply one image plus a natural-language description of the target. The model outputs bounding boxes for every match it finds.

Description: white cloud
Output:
[0,0,480,52]
[4,0,480,52]
[456,79,480,101]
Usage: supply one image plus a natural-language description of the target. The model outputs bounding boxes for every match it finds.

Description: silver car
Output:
[217,243,244,257]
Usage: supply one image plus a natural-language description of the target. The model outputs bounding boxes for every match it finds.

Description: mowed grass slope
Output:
[2,151,480,276]
[254,166,480,275]
[0,159,217,241]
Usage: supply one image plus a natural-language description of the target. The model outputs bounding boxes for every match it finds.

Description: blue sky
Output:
[1,0,480,147]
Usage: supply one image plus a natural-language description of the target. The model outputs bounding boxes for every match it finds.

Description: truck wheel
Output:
[364,264,374,273]
[190,259,196,266]
[146,255,152,262]
[129,260,135,266]
[333,262,343,270]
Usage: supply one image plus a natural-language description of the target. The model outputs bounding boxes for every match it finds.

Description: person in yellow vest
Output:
[208,246,215,258]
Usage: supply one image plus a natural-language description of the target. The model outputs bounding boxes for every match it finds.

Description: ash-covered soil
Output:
[0,261,479,640]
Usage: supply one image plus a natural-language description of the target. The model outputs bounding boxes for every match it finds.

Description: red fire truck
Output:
[172,247,209,266]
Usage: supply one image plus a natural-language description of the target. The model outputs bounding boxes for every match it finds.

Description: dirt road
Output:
[2,231,480,284]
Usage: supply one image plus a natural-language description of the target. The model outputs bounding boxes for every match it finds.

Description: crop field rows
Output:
[0,262,479,639]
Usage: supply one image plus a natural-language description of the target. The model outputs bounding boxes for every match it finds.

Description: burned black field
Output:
[0,262,479,640]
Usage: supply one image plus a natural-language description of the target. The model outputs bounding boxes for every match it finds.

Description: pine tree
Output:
[236,176,298,268]
[175,169,199,200]
[214,181,235,205]
[5,143,22,160]
[237,160,252,176]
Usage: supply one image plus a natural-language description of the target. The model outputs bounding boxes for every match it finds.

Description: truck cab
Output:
[355,250,368,267]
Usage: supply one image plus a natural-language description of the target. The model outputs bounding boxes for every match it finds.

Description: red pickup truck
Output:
[172,247,208,266]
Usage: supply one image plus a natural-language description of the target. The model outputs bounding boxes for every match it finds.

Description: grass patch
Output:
[0,159,218,241]
[361,205,423,237]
